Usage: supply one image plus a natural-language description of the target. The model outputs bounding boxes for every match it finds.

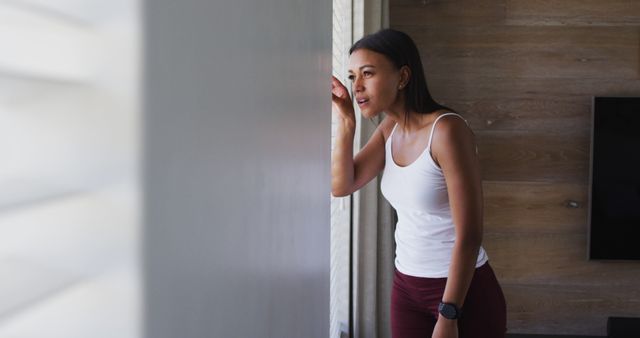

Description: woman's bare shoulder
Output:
[433,111,471,135]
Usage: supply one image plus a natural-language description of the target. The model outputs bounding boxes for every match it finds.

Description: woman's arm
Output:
[331,117,389,197]
[431,116,484,335]
[331,116,356,196]
[331,76,387,197]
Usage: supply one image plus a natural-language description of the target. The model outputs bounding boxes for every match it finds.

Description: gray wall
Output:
[143,1,331,337]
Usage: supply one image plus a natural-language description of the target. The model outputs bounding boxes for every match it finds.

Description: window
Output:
[331,0,353,336]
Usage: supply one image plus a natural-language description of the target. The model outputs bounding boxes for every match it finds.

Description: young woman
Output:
[331,28,507,338]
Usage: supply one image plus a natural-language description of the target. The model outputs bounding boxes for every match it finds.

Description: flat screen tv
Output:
[588,96,640,260]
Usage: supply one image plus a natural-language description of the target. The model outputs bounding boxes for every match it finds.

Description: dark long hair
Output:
[349,28,456,126]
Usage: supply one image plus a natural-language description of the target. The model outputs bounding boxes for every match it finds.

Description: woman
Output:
[331,28,507,338]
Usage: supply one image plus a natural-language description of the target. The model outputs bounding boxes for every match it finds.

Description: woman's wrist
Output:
[438,313,458,324]
[340,116,356,129]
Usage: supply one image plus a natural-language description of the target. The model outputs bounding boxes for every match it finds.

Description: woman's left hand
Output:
[431,315,458,338]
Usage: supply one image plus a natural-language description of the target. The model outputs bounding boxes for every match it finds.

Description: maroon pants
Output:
[391,261,507,338]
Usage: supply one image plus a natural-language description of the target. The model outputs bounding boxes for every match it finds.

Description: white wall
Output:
[143,1,332,337]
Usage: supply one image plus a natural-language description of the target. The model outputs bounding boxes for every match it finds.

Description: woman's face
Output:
[348,49,404,118]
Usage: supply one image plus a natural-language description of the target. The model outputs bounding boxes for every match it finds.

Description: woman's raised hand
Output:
[332,75,355,122]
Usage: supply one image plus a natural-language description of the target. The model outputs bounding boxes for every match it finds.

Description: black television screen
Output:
[588,97,640,260]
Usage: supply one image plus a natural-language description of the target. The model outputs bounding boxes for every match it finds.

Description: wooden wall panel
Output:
[397,25,639,80]
[484,233,640,285]
[390,0,505,26]
[483,181,587,234]
[441,98,592,131]
[506,0,640,26]
[390,0,640,335]
[476,130,590,182]
[398,25,638,49]
[503,283,640,334]
[430,76,640,100]
[486,233,589,284]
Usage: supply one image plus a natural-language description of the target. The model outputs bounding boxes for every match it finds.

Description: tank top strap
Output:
[390,122,399,138]
[388,122,399,148]
[426,112,469,153]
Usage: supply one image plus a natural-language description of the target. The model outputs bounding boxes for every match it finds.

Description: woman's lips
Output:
[357,98,370,107]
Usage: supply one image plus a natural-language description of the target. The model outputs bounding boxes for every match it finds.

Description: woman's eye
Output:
[347,75,354,81]
[364,71,372,76]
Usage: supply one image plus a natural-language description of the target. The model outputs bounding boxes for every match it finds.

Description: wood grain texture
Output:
[506,0,640,26]
[395,23,638,47]
[440,98,592,131]
[484,232,640,286]
[502,283,640,335]
[393,25,639,80]
[390,0,505,26]
[476,130,590,182]
[482,181,588,234]
[428,76,640,101]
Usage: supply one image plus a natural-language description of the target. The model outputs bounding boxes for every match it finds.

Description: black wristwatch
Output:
[438,302,462,320]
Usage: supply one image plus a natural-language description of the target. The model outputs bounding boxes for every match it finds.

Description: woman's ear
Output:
[400,65,411,88]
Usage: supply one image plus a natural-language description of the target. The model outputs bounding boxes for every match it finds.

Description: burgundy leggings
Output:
[391,261,507,338]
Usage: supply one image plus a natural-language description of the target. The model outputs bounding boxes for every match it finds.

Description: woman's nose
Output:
[353,77,364,91]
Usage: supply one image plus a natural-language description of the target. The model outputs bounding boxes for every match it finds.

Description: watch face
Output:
[439,303,459,319]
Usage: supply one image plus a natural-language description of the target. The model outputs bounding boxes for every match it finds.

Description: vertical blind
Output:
[0,1,140,337]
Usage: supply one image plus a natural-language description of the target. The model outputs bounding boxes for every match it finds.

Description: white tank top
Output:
[380,112,488,278]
